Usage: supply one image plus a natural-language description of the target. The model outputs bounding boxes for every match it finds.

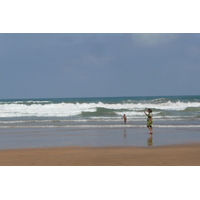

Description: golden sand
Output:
[0,143,200,166]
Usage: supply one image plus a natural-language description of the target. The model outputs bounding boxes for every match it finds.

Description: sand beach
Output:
[0,143,200,166]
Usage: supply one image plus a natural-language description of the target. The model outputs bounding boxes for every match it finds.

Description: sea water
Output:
[0,95,200,149]
[0,95,200,128]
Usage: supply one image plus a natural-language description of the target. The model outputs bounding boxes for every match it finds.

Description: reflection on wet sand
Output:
[147,133,153,146]
[124,129,127,138]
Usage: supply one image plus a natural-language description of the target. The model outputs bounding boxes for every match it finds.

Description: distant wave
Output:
[0,100,199,118]
[0,100,51,105]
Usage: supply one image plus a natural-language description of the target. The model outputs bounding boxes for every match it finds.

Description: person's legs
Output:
[147,126,153,133]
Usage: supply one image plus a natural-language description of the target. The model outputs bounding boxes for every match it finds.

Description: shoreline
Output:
[1,143,200,166]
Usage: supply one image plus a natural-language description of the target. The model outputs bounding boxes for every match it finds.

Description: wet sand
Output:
[1,143,200,166]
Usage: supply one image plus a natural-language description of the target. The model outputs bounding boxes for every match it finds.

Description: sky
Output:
[0,33,200,99]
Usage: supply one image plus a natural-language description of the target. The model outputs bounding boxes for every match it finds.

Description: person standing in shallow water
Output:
[122,114,127,124]
[144,109,154,133]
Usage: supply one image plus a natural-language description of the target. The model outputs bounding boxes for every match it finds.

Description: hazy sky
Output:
[0,33,200,99]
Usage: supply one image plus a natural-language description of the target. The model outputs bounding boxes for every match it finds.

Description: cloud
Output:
[132,33,177,47]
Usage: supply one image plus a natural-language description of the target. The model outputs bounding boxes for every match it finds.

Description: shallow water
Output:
[0,126,200,149]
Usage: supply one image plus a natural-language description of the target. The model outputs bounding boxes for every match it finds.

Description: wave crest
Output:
[0,98,199,118]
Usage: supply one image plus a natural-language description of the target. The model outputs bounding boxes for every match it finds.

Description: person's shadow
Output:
[147,133,154,146]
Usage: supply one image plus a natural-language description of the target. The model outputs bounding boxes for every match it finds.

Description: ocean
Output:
[1,95,200,128]
[0,95,200,149]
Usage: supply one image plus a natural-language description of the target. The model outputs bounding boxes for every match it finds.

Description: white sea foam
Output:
[0,124,200,129]
[0,103,95,117]
[0,101,199,118]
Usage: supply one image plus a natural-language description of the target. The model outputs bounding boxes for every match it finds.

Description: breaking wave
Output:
[0,99,199,118]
